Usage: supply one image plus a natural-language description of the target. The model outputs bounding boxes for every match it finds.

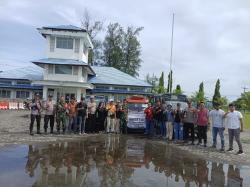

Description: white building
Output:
[0,25,152,102]
[32,25,95,101]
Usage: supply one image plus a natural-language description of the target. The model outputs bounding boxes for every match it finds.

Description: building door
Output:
[65,93,75,102]
[48,88,54,98]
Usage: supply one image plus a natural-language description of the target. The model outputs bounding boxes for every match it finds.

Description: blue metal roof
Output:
[0,65,152,88]
[42,25,86,32]
[32,58,88,66]
[0,66,43,81]
[90,88,152,95]
[89,66,152,87]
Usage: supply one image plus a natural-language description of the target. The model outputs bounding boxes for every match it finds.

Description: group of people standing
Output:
[29,93,244,155]
[29,94,127,136]
[144,100,244,155]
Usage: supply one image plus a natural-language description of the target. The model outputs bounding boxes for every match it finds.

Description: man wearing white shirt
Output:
[209,103,225,151]
[224,103,244,155]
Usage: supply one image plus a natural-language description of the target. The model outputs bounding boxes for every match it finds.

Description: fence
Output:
[0,101,26,110]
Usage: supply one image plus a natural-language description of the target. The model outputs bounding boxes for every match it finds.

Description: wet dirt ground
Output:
[0,134,249,187]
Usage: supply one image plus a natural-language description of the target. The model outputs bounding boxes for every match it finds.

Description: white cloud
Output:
[0,0,249,100]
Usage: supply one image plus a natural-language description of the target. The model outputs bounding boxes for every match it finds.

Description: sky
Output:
[0,0,250,101]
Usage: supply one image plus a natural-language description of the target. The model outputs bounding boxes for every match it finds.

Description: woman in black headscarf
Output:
[95,102,107,132]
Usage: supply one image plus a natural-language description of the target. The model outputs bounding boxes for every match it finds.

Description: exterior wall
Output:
[46,35,88,62]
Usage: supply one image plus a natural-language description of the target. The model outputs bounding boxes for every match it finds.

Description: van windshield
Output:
[127,103,148,112]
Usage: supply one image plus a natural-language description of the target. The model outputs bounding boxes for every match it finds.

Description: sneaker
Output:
[211,145,216,148]
[196,142,201,146]
[204,144,207,148]
[227,148,234,152]
[236,150,244,155]
[30,132,34,136]
[220,148,225,152]
[79,132,82,135]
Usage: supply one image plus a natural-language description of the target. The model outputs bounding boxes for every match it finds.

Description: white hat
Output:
[109,98,114,102]
[90,95,95,99]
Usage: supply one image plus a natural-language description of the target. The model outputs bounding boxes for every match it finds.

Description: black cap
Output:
[229,103,235,107]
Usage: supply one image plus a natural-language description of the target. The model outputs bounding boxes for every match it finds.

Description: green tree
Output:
[122,26,143,77]
[103,23,143,77]
[103,23,124,69]
[191,82,205,104]
[158,72,165,94]
[80,9,104,65]
[174,84,182,95]
[240,92,250,112]
[212,79,222,106]
[220,96,228,107]
[167,70,173,93]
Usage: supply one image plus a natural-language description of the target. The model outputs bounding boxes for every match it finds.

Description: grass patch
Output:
[242,111,250,129]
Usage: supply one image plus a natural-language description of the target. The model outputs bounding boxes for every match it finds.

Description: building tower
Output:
[32,25,95,101]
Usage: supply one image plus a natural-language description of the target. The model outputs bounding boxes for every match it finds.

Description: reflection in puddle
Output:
[0,135,248,187]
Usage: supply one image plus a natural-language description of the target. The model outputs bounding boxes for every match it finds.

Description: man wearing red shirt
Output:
[196,102,209,147]
[144,103,153,135]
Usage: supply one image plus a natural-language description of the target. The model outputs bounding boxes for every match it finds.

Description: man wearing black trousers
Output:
[29,94,42,135]
[183,101,197,145]
[44,95,55,134]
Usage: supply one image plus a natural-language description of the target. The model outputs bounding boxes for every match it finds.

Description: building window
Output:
[113,86,128,91]
[117,95,126,101]
[73,66,78,75]
[16,91,30,99]
[74,38,80,53]
[145,88,152,93]
[130,87,145,92]
[55,65,72,75]
[56,37,73,49]
[83,43,88,54]
[0,90,11,98]
[82,67,86,78]
[95,86,110,90]
[16,81,30,85]
[0,80,12,85]
[48,64,54,74]
[50,36,55,52]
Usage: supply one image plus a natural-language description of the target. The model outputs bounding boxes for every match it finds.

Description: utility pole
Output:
[242,86,248,93]
[169,13,175,94]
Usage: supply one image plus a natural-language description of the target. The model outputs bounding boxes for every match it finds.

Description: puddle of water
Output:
[0,134,248,187]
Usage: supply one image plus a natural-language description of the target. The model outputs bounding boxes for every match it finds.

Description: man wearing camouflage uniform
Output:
[120,99,128,134]
[55,96,67,134]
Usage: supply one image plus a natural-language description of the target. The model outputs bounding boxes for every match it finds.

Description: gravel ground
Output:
[0,110,93,148]
[0,110,250,165]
